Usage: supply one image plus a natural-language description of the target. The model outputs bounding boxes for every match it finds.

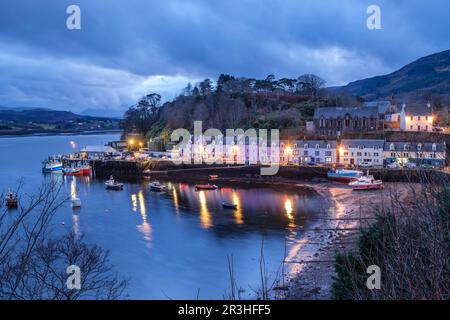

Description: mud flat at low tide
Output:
[284,182,415,300]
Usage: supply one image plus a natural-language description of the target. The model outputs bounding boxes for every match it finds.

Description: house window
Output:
[325,151,332,156]
[390,143,395,151]
[418,116,421,121]
[315,151,320,156]
[315,144,320,149]
[410,116,413,121]
[326,144,331,149]
[425,116,428,121]
[417,144,422,151]
[304,144,308,149]
[410,125,413,130]
[325,157,332,163]
[432,144,436,151]
[374,153,379,157]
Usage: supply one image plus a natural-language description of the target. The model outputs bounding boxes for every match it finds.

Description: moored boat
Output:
[349,174,384,190]
[5,191,18,209]
[42,160,63,173]
[63,167,83,176]
[79,164,91,176]
[105,176,124,190]
[71,197,82,208]
[149,181,166,192]
[194,184,218,191]
[222,202,237,210]
[327,169,363,182]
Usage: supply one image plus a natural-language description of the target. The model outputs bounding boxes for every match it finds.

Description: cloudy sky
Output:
[0,0,449,115]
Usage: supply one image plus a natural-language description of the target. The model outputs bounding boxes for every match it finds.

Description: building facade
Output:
[339,139,384,167]
[293,140,337,164]
[384,142,446,167]
[313,106,384,136]
[399,104,433,132]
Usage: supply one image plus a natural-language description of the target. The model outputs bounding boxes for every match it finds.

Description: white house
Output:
[339,139,384,167]
[384,142,446,167]
[294,140,337,164]
[399,104,433,132]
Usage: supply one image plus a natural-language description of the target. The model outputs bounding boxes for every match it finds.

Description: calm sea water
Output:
[0,134,324,299]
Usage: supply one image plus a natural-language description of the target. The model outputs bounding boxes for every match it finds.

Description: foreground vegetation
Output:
[0,182,128,299]
[332,174,449,299]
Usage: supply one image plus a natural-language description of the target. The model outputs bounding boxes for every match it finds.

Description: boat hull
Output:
[327,175,359,182]
[63,170,83,176]
[351,183,384,191]
[42,164,63,173]
[195,185,218,191]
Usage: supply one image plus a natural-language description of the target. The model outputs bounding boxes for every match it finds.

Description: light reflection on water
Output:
[0,134,325,299]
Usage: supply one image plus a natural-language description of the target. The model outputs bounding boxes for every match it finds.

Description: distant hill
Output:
[0,107,120,135]
[81,108,124,119]
[332,50,450,100]
[0,108,111,122]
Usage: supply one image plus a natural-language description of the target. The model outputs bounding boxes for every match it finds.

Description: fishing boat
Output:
[209,175,219,180]
[327,169,363,182]
[105,176,124,190]
[71,197,82,208]
[349,173,384,191]
[194,184,218,191]
[42,160,63,173]
[5,191,18,209]
[78,164,91,176]
[149,181,166,192]
[63,167,83,176]
[222,202,237,210]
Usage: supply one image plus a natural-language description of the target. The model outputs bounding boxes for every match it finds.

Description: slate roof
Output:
[384,142,446,152]
[314,106,379,119]
[403,105,432,116]
[363,101,395,114]
[341,139,385,149]
[80,146,119,153]
[295,140,338,149]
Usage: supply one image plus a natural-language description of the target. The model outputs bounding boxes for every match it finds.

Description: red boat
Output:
[63,168,84,176]
[79,165,91,176]
[194,184,218,191]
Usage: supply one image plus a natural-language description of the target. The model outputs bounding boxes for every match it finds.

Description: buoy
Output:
[61,222,65,225]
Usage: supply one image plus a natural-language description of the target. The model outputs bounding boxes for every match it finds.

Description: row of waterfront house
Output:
[173,136,446,168]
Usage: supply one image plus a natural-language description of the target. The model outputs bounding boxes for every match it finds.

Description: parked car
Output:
[359,162,372,168]
[405,162,417,169]
[387,162,400,169]
[420,163,435,169]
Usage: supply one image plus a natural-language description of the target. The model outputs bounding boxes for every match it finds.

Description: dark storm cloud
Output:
[0,0,449,112]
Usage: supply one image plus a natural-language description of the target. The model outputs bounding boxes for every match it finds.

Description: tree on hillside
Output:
[297,74,326,98]
[121,93,162,136]
[198,79,214,96]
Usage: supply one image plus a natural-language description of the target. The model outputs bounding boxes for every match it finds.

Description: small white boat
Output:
[105,176,124,190]
[349,173,384,191]
[71,197,82,208]
[149,181,166,192]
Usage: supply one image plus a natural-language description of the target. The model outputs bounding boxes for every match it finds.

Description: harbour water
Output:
[0,134,325,299]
